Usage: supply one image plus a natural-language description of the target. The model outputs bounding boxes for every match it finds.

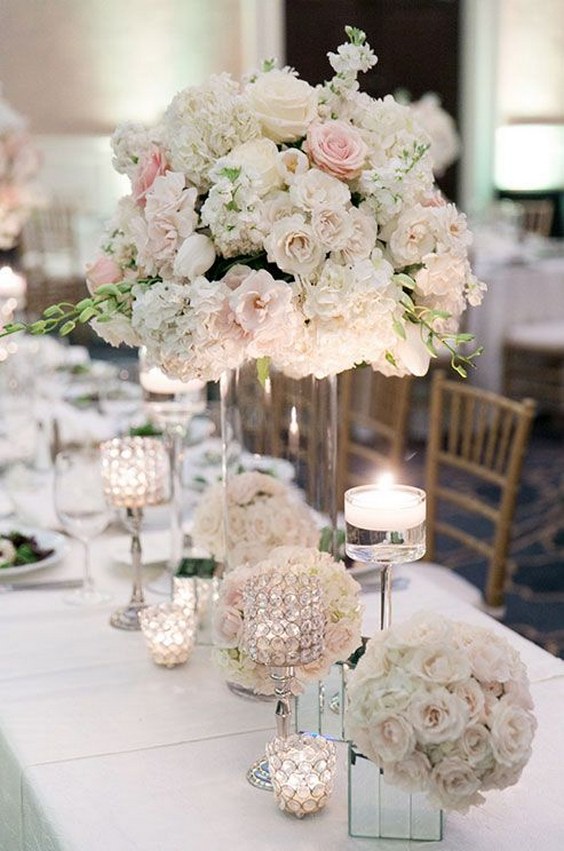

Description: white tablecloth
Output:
[468,254,564,393]
[1,536,563,851]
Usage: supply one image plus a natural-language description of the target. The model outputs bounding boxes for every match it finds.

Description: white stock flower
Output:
[246,68,317,143]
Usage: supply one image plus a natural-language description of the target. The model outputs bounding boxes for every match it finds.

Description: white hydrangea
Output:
[111,122,163,178]
[164,74,260,191]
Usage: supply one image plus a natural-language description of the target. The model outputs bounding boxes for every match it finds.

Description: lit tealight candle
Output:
[266,733,337,818]
[139,602,196,667]
[140,365,205,397]
[345,482,426,532]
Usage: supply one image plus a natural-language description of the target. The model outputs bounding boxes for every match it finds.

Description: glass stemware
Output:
[98,370,143,435]
[54,447,112,606]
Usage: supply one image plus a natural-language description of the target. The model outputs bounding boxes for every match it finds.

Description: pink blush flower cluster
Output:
[0,92,40,249]
[213,545,363,696]
[346,612,536,813]
[78,27,484,382]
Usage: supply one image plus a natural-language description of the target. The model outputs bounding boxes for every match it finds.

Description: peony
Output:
[246,69,317,143]
[306,120,368,180]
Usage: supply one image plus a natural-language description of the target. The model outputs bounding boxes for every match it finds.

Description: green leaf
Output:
[393,273,416,290]
[393,319,406,340]
[256,356,271,388]
[385,351,397,367]
[219,166,241,183]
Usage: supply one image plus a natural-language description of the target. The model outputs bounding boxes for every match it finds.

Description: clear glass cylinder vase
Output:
[348,745,443,841]
[219,364,339,573]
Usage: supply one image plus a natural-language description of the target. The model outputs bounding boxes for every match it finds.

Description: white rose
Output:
[466,635,514,683]
[480,758,527,792]
[230,138,282,195]
[173,233,216,281]
[381,750,432,793]
[457,724,492,767]
[311,206,353,249]
[324,618,362,663]
[247,69,318,143]
[290,168,350,211]
[407,687,468,745]
[489,698,536,766]
[452,679,486,725]
[213,604,243,648]
[408,644,472,685]
[366,711,416,763]
[264,214,324,276]
[428,757,483,812]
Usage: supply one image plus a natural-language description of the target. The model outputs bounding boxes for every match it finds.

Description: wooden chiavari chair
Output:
[425,370,536,610]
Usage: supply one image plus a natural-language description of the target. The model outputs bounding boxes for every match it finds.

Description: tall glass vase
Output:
[219,364,339,574]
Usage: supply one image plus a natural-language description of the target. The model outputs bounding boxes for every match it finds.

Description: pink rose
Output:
[85,255,122,295]
[306,120,368,180]
[132,147,168,206]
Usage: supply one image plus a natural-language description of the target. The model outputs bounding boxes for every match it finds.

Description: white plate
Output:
[0,524,68,577]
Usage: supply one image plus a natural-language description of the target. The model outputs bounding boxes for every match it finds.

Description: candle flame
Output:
[376,471,394,490]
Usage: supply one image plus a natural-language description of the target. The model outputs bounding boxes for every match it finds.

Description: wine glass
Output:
[54,447,112,606]
[98,370,143,435]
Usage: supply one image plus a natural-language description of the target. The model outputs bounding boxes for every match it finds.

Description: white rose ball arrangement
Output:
[191,471,319,569]
[346,612,536,813]
[213,545,363,696]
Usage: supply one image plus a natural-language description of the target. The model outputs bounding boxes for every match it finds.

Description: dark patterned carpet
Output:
[406,416,564,659]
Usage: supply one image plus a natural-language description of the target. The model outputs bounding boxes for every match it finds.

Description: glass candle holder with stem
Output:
[241,565,326,790]
[344,482,426,629]
[100,436,170,630]
[54,447,112,606]
[139,349,206,596]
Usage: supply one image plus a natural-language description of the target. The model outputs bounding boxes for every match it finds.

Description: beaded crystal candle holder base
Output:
[139,602,195,667]
[266,733,337,818]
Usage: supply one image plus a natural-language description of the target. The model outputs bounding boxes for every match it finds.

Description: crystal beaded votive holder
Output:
[100,436,169,508]
[348,746,443,841]
[242,566,325,667]
[173,576,213,620]
[139,602,196,668]
[266,733,337,818]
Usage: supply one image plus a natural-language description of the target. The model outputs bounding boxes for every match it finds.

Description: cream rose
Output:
[311,206,353,249]
[382,750,432,793]
[429,757,483,812]
[247,69,317,143]
[306,120,368,180]
[407,687,468,745]
[489,699,536,766]
[332,207,377,263]
[213,604,243,648]
[366,711,416,763]
[408,644,472,685]
[264,214,324,276]
[230,138,282,196]
[387,206,437,266]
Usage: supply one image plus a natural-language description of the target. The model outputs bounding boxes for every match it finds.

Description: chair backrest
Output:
[520,199,554,237]
[21,202,84,316]
[338,369,413,499]
[425,370,536,608]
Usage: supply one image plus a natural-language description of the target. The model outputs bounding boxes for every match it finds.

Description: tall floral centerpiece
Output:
[0,88,40,252]
[10,26,484,379]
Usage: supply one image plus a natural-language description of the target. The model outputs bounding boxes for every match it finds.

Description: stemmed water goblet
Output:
[344,481,426,629]
[139,349,206,595]
[54,446,112,606]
